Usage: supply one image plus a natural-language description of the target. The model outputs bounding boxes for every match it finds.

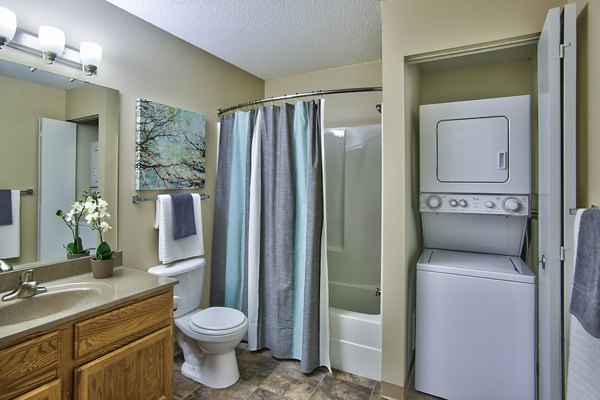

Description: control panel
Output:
[419,193,530,216]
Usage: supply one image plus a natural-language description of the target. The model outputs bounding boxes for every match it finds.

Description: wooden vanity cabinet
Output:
[0,288,173,400]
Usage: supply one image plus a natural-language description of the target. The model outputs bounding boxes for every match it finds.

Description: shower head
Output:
[376,104,382,114]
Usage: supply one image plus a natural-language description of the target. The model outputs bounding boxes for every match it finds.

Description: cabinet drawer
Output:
[74,290,172,361]
[0,331,60,400]
[14,378,62,400]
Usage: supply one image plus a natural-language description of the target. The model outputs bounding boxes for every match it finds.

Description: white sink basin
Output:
[0,281,112,326]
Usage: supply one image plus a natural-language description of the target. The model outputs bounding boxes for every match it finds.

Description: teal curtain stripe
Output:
[290,101,310,358]
[224,111,249,309]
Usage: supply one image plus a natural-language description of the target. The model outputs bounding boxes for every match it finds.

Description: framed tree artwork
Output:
[135,99,206,190]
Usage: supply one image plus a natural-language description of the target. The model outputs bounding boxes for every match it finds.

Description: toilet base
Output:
[181,350,241,389]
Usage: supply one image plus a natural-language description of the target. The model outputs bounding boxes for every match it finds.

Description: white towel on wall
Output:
[567,209,600,400]
[155,193,204,264]
[0,190,20,258]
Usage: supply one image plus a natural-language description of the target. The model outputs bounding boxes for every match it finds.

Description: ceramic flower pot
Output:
[91,258,115,279]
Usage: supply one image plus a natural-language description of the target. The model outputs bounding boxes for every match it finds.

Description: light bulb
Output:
[0,7,17,48]
[38,25,65,64]
[80,41,102,75]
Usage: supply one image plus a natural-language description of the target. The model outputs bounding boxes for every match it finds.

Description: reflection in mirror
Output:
[0,58,118,270]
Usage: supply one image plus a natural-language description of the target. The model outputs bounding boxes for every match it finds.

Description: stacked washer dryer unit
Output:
[415,95,535,400]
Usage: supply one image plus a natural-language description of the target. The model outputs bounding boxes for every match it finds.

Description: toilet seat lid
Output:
[189,307,247,336]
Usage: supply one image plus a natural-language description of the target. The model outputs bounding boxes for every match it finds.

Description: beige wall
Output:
[576,0,600,207]
[0,0,264,307]
[265,61,382,128]
[66,83,120,249]
[381,0,564,396]
[0,76,66,264]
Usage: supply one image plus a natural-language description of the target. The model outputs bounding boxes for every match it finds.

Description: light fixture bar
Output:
[6,28,81,70]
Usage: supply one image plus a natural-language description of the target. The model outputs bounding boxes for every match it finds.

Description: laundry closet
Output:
[404,4,576,400]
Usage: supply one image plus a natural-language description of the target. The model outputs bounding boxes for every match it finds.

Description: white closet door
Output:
[537,4,576,400]
[38,117,77,261]
[561,3,577,365]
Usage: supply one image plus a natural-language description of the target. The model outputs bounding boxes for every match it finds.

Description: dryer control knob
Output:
[503,197,522,213]
[485,201,495,209]
[459,199,468,207]
[425,195,442,210]
[449,199,458,207]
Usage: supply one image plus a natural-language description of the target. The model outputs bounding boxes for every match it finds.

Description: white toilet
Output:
[148,257,248,389]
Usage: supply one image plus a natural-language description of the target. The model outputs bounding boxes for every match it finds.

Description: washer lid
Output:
[417,249,535,284]
[189,307,247,335]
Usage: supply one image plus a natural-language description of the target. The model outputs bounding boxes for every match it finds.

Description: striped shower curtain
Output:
[210,100,330,373]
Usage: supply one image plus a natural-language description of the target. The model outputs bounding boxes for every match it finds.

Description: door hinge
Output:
[560,246,566,261]
[559,43,572,59]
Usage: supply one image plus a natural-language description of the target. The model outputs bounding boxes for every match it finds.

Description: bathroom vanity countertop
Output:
[0,266,177,346]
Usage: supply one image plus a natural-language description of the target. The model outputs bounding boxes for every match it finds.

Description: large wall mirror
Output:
[0,58,119,270]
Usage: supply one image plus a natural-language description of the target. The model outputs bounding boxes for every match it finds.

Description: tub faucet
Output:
[0,259,12,272]
[1,269,47,302]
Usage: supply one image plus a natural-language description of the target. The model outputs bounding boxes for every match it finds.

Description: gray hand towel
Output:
[170,193,197,240]
[570,208,600,338]
[0,190,13,225]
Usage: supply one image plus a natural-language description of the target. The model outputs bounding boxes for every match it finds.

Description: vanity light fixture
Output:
[80,41,102,76]
[38,25,65,64]
[0,8,102,75]
[0,7,17,48]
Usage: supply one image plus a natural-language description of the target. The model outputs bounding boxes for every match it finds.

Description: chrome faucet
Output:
[0,259,12,272]
[1,269,47,302]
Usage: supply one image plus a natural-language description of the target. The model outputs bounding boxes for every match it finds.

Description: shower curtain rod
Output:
[217,86,382,115]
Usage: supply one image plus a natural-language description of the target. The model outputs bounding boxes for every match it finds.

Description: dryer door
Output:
[437,116,509,183]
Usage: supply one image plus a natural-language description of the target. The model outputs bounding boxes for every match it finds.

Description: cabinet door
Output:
[75,327,173,400]
[0,331,60,400]
[14,379,61,400]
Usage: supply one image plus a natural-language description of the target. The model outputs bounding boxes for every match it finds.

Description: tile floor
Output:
[173,343,440,400]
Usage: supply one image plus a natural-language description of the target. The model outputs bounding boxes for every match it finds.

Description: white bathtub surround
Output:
[325,124,382,315]
[329,280,380,315]
[323,124,382,380]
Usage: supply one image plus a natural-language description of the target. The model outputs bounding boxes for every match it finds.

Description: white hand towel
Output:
[0,190,20,258]
[155,193,204,263]
[567,209,600,400]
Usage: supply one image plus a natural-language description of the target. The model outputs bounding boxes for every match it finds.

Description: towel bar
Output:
[132,193,209,204]
[569,204,599,215]
[20,189,33,195]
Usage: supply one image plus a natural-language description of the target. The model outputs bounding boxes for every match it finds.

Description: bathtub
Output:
[329,281,382,380]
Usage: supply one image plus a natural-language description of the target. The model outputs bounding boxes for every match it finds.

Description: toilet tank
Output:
[148,257,206,317]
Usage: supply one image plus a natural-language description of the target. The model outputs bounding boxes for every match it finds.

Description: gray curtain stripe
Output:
[210,113,235,306]
[258,104,296,357]
[300,101,323,373]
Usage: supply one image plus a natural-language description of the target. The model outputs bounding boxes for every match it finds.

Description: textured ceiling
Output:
[104,0,382,80]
